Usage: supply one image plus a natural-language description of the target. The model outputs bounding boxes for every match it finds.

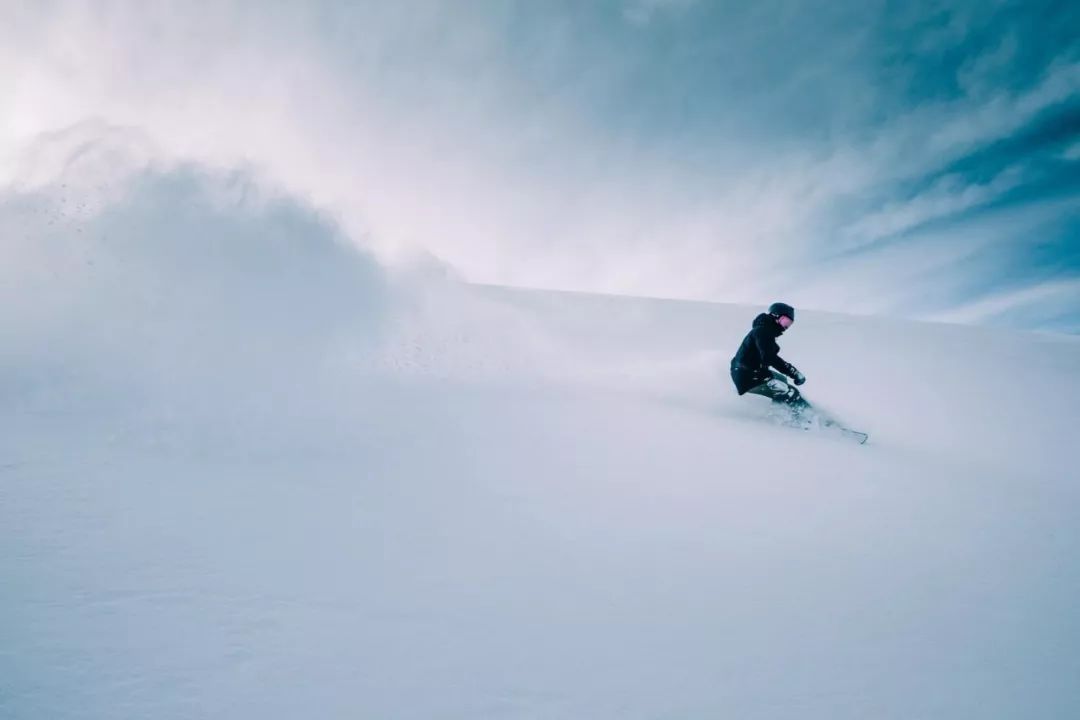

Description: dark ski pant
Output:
[746,370,810,414]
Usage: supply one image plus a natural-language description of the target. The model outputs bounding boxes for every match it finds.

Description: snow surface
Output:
[3,163,1080,719]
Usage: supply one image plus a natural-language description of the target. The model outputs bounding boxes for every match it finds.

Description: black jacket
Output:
[730,313,800,394]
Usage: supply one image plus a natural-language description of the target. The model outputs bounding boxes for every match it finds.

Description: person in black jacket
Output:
[731,302,809,414]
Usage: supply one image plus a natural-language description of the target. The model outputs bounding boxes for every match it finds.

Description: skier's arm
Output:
[775,356,806,384]
[752,328,791,375]
[752,327,804,381]
[774,355,799,379]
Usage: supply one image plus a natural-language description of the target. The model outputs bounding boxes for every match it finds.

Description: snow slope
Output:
[3,161,1080,719]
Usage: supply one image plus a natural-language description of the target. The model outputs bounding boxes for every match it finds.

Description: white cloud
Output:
[930,277,1080,327]
[0,1,808,302]
[785,193,1080,320]
[840,166,1025,249]
[923,61,1080,162]
[2,1,1076,328]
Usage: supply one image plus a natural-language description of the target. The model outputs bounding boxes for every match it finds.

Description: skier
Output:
[730,302,809,419]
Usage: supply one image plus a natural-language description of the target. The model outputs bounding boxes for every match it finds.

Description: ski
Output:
[818,418,868,444]
[835,427,869,444]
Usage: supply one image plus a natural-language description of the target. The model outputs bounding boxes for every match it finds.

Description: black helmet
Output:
[768,302,795,321]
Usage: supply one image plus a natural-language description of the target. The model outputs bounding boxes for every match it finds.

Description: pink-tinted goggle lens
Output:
[777,315,793,329]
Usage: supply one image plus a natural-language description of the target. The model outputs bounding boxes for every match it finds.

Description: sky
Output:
[2,0,1079,332]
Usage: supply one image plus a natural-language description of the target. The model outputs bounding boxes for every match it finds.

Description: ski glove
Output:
[791,369,806,386]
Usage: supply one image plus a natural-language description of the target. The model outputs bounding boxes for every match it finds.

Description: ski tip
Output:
[839,428,869,444]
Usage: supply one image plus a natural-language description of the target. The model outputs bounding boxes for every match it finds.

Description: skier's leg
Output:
[784,385,809,411]
[745,376,793,402]
[750,371,804,405]
[747,373,811,424]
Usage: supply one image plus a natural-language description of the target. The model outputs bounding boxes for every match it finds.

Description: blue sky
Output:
[2,0,1079,331]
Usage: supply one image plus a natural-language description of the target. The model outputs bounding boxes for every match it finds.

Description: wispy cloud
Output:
[3,0,1078,331]
[931,277,1080,332]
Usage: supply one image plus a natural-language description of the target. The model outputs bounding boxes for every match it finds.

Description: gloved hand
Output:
[792,369,806,386]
